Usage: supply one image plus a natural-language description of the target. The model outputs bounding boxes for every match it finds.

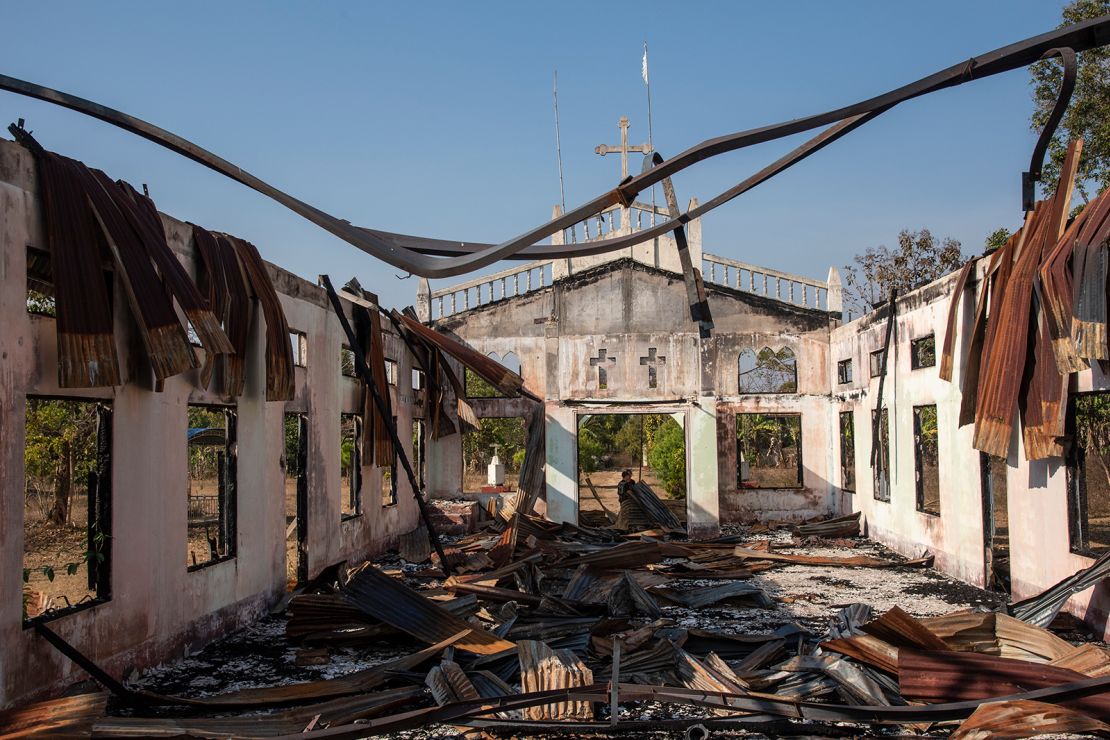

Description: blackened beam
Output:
[320,275,454,575]
[32,621,158,707]
[3,17,1110,277]
[1024,48,1077,211]
[652,151,714,335]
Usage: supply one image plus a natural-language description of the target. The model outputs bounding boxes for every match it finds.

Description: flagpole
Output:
[553,70,575,243]
[644,41,658,260]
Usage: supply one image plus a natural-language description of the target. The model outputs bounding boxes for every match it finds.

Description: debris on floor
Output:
[17,511,1110,738]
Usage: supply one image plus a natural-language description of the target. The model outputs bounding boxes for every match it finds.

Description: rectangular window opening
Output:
[340,346,357,377]
[872,408,890,502]
[413,419,425,490]
[736,413,803,489]
[840,411,855,492]
[837,359,853,385]
[23,397,112,622]
[913,405,940,515]
[290,331,308,368]
[1067,393,1110,556]
[187,405,237,570]
[382,415,399,507]
[869,349,886,378]
[26,245,56,317]
[911,334,936,370]
[384,359,398,386]
[341,413,362,519]
[283,413,309,587]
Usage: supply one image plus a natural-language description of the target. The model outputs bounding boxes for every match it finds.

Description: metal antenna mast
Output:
[553,70,575,243]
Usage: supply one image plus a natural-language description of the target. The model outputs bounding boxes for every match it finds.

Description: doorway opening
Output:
[283,413,308,587]
[980,452,1009,593]
[575,413,685,527]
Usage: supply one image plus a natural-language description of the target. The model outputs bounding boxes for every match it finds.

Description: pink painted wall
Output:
[0,140,419,708]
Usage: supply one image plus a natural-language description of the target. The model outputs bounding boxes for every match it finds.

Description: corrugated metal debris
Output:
[18,510,1110,737]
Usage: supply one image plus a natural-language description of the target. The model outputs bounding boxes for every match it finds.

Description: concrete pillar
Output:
[426,430,461,499]
[551,205,570,281]
[544,402,577,524]
[827,266,843,319]
[416,278,431,322]
[687,197,703,267]
[686,400,721,539]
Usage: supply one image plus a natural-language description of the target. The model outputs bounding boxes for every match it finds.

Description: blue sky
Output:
[0,1,1071,309]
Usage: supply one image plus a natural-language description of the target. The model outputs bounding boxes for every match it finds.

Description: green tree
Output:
[842,228,963,315]
[1031,0,1110,201]
[463,417,525,473]
[984,227,1012,253]
[647,417,686,499]
[24,399,98,526]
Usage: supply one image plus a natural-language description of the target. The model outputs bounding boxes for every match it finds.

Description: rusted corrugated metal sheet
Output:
[1010,550,1110,627]
[398,314,533,399]
[343,564,515,655]
[517,640,594,721]
[230,236,294,401]
[898,648,1110,719]
[733,547,929,569]
[33,152,121,388]
[952,699,1110,739]
[0,691,106,739]
[859,605,950,652]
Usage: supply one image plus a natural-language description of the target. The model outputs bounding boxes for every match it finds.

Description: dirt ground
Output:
[22,521,96,617]
[578,467,673,516]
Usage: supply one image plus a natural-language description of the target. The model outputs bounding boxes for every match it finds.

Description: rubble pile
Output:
[5,501,1110,738]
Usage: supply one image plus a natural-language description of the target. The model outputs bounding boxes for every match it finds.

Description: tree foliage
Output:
[24,399,98,526]
[647,417,686,498]
[463,417,526,473]
[576,414,685,497]
[842,228,963,316]
[1031,0,1110,201]
[984,227,1012,252]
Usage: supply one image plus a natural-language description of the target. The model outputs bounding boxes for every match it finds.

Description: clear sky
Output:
[0,1,1072,310]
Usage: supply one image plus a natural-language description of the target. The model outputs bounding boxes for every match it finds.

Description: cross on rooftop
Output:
[595,117,652,181]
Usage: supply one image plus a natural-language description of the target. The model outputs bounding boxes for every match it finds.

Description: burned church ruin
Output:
[2,14,1110,738]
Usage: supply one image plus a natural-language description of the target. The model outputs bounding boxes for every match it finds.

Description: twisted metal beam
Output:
[2,15,1109,277]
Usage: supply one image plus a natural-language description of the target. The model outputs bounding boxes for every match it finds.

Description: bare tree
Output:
[842,229,963,316]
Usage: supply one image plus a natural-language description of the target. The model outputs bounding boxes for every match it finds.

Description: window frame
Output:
[869,349,886,378]
[735,412,804,490]
[839,410,855,492]
[186,404,238,572]
[22,396,113,624]
[910,334,937,371]
[290,331,308,368]
[340,345,357,378]
[1066,391,1110,557]
[340,413,363,520]
[738,347,799,395]
[872,408,891,502]
[913,404,941,516]
[837,358,853,385]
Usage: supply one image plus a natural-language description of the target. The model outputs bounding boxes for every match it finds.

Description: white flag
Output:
[642,45,649,85]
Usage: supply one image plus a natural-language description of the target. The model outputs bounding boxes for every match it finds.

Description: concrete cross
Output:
[589,348,616,389]
[595,116,652,180]
[639,347,666,389]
